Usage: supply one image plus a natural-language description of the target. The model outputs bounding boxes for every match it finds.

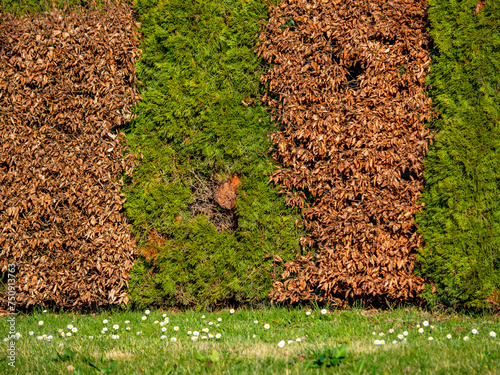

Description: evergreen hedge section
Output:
[122,0,305,309]
[416,0,500,310]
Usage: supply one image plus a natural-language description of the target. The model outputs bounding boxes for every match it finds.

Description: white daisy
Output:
[388,329,394,333]
[174,326,179,331]
[191,336,198,341]
[103,319,108,324]
[145,310,150,315]
[38,321,44,326]
[264,324,270,329]
[89,336,94,339]
[126,327,131,331]
[136,331,142,335]
[29,331,34,336]
[71,327,77,333]
[163,314,167,318]
[102,327,108,332]
[306,311,311,316]
[142,316,147,321]
[37,336,43,340]
[419,328,424,333]
[463,336,469,341]
[392,340,398,344]
[125,320,130,324]
[202,328,209,333]
[397,334,404,340]
[66,332,72,337]
[187,331,192,335]
[154,321,159,325]
[217,318,222,322]
[403,331,409,336]
[67,324,74,330]
[201,315,205,319]
[428,337,434,341]
[446,334,452,339]
[278,340,285,348]
[201,336,207,340]
[170,337,177,342]
[208,334,214,338]
[490,331,497,338]
[215,333,221,339]
[472,329,478,335]
[162,327,167,332]
[208,321,213,326]
[193,331,199,336]
[321,309,327,315]
[296,337,301,342]
[161,335,167,340]
[423,321,429,327]
[230,309,235,314]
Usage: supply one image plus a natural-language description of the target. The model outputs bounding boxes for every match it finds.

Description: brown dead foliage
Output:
[0,1,142,310]
[256,0,437,306]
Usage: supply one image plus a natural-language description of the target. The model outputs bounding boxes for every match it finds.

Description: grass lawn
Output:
[1,305,499,374]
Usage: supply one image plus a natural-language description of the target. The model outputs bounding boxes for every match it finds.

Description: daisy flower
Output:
[171,337,177,342]
[112,334,119,340]
[162,327,167,332]
[388,329,394,333]
[217,318,222,322]
[187,331,192,335]
[254,320,258,324]
[379,332,384,336]
[278,340,285,348]
[191,336,198,341]
[142,316,147,321]
[37,336,43,341]
[126,327,131,331]
[174,326,179,331]
[71,327,77,333]
[145,310,150,315]
[397,334,404,340]
[161,335,167,340]
[89,336,94,339]
[193,331,199,336]
[215,333,221,339]
[103,319,108,324]
[490,331,497,338]
[472,329,478,335]
[428,337,434,341]
[38,321,44,326]
[423,321,429,327]
[208,334,214,338]
[321,309,327,315]
[287,340,294,345]
[154,321,159,325]
[208,322,213,326]
[264,324,270,330]
[125,320,130,324]
[306,311,311,316]
[162,314,167,318]
[136,331,142,335]
[296,337,302,342]
[201,336,207,340]
[463,336,469,341]
[202,328,209,333]
[392,340,398,344]
[418,328,424,333]
[230,309,235,314]
[67,324,74,330]
[446,334,452,339]
[102,327,108,332]
[66,332,72,337]
[29,331,34,336]
[252,334,256,338]
[403,331,409,336]
[201,315,205,319]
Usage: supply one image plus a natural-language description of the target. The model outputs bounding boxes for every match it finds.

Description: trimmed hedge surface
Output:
[416,0,500,310]
[122,0,305,309]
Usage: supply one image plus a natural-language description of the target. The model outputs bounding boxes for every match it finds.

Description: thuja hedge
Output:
[416,0,500,309]
[122,0,305,309]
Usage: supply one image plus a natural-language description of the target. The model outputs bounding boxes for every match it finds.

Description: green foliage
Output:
[306,344,347,369]
[123,0,305,309]
[416,0,500,309]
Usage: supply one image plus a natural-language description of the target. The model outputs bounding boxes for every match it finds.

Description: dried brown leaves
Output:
[256,0,437,306]
[0,1,142,310]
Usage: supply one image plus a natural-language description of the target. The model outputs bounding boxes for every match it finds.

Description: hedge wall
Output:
[122,0,305,309]
[416,0,500,310]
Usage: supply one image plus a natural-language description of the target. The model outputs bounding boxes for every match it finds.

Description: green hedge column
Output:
[416,0,500,309]
[122,0,305,309]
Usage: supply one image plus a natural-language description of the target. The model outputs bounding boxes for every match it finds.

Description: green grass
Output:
[1,306,499,374]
